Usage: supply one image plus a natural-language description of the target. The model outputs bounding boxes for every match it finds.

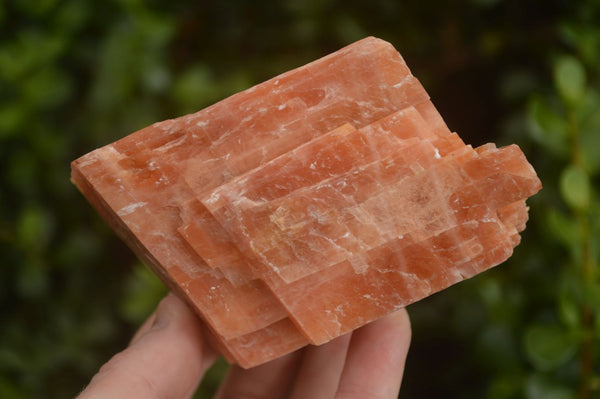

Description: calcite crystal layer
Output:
[71,37,542,367]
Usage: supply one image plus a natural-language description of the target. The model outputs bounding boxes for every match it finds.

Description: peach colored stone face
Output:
[71,37,541,368]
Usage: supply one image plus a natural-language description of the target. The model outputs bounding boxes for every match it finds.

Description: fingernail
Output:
[151,294,176,330]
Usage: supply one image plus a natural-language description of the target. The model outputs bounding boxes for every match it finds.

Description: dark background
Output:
[1,0,599,397]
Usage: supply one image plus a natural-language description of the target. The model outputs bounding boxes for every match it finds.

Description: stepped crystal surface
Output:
[71,37,542,367]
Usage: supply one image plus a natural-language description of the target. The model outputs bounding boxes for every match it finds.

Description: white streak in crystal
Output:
[75,154,99,168]
[117,202,147,216]
[392,75,411,88]
[204,191,222,206]
[155,134,187,152]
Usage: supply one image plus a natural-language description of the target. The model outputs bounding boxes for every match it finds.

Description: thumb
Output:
[77,293,218,399]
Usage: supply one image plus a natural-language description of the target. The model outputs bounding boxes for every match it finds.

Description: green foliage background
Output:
[1,0,599,397]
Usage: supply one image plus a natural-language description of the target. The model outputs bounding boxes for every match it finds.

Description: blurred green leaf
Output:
[89,22,143,111]
[142,65,171,94]
[500,69,538,102]
[528,97,569,158]
[55,229,102,268]
[477,325,519,371]
[0,375,24,399]
[171,64,219,113]
[16,206,52,252]
[559,165,591,211]
[119,263,167,323]
[553,55,586,108]
[0,29,66,82]
[478,277,502,307]
[558,292,580,328]
[577,90,600,174]
[22,67,72,109]
[14,0,59,15]
[16,257,49,298]
[486,374,522,399]
[558,266,585,309]
[525,373,576,399]
[546,208,579,249]
[333,14,367,43]
[0,345,29,372]
[196,357,229,398]
[54,0,90,34]
[524,324,577,371]
[586,280,600,317]
[0,105,28,138]
[560,23,600,69]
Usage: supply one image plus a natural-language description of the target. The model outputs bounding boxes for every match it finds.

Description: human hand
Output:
[77,293,411,399]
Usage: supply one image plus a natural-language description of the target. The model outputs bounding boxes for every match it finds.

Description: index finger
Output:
[335,309,411,399]
[77,294,218,399]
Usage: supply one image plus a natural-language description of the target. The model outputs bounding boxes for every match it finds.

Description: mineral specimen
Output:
[71,37,542,368]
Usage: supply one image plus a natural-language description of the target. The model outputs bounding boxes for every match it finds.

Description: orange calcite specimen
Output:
[71,37,541,367]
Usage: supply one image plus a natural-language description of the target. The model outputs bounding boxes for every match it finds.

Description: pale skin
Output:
[77,293,411,399]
